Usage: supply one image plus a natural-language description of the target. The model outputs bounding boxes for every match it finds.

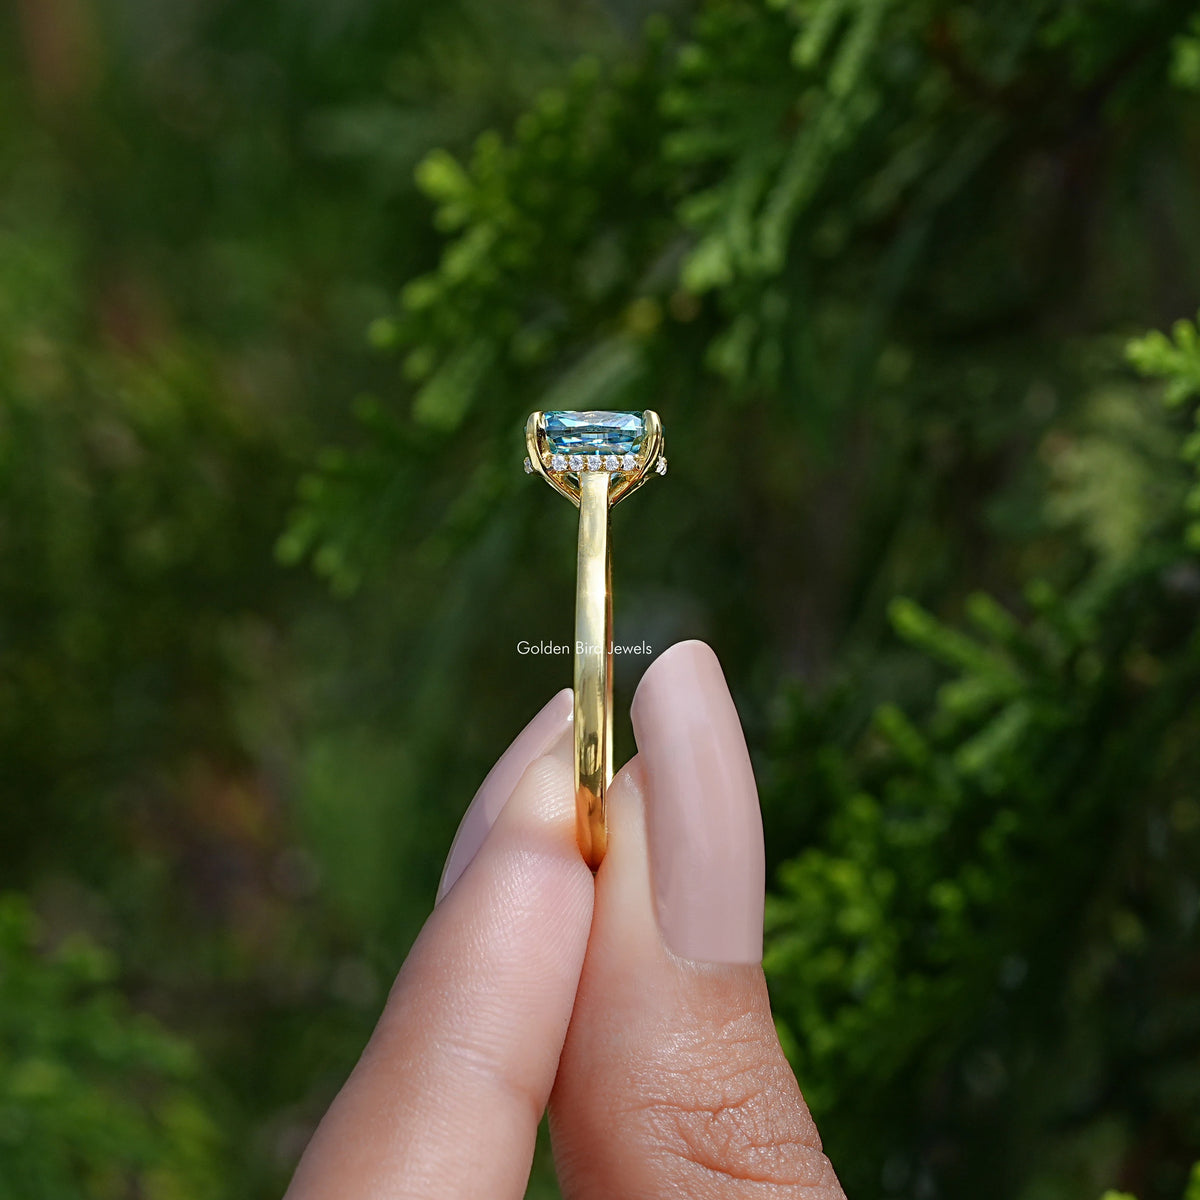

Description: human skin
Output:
[285,640,847,1199]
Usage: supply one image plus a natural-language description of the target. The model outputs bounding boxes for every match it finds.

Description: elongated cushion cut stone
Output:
[543,410,645,456]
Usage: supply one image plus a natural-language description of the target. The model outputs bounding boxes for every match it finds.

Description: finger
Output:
[438,688,574,901]
[549,641,846,1199]
[286,691,592,1200]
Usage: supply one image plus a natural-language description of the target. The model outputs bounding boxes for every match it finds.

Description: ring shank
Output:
[574,470,612,869]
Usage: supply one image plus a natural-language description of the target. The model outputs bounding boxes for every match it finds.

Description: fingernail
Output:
[631,641,765,963]
[437,689,573,903]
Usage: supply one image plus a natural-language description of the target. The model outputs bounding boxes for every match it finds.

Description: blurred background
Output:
[2,0,1200,1197]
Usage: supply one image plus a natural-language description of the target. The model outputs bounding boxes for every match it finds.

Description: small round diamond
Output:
[523,457,533,474]
[586,454,602,471]
[621,453,637,472]
[568,454,584,472]
[655,456,668,476]
[550,453,568,472]
[603,454,619,471]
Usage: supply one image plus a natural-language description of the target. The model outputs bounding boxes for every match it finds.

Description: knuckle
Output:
[621,1010,842,1193]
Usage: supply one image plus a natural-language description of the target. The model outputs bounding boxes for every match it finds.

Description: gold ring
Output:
[524,410,667,869]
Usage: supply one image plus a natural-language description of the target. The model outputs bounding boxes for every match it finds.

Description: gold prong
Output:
[525,411,580,507]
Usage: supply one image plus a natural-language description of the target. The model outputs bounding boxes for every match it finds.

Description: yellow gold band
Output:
[573,470,613,868]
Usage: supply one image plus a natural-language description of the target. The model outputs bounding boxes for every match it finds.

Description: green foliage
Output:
[286,0,1200,594]
[1128,312,1200,550]
[768,509,1200,1192]
[763,312,1200,1195]
[1171,14,1200,90]
[0,894,224,1198]
[282,32,678,590]
[4,0,1200,1198]
[1100,1163,1200,1200]
[1043,389,1188,565]
[1128,313,1200,408]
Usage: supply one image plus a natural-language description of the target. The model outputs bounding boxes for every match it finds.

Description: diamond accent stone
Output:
[621,453,637,472]
[523,457,533,474]
[603,454,620,471]
[655,456,667,476]
[586,454,602,471]
[568,454,584,472]
[550,453,568,472]
[543,410,645,457]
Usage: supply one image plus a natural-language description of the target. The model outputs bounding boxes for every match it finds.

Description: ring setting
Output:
[523,409,667,868]
[523,411,666,487]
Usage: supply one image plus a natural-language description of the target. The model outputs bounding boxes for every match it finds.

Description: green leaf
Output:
[1127,314,1200,406]
[411,339,497,431]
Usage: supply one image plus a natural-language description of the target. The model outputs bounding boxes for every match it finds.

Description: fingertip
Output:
[631,639,720,722]
[439,744,591,929]
[437,688,573,903]
[496,744,581,851]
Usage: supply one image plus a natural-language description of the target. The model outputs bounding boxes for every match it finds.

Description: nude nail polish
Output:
[630,641,765,963]
[436,689,573,903]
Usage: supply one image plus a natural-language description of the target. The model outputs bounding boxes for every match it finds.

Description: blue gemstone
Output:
[543,410,645,455]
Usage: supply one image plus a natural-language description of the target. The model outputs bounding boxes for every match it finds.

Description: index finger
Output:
[286,692,592,1200]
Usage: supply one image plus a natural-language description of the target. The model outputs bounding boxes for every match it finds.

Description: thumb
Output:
[549,641,846,1199]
